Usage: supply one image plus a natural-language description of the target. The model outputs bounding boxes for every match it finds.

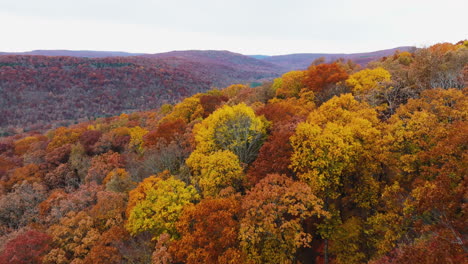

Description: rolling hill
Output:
[0,51,281,133]
[0,50,143,57]
[0,46,416,133]
[252,46,416,71]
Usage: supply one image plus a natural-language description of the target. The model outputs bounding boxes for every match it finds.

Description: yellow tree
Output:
[126,174,199,239]
[129,126,149,154]
[161,95,204,124]
[290,94,384,263]
[239,174,328,264]
[274,70,307,98]
[346,67,392,108]
[191,103,268,164]
[186,150,243,197]
[346,67,391,95]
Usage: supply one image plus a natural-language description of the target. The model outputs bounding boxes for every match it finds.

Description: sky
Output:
[1,0,467,55]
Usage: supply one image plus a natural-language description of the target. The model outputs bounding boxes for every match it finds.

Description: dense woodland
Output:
[0,41,467,264]
[0,51,282,134]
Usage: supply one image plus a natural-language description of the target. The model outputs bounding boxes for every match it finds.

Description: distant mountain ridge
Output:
[251,46,416,71]
[142,50,283,73]
[0,46,415,132]
[0,50,144,58]
[0,46,416,71]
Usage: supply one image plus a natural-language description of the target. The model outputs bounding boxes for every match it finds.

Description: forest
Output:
[0,51,281,134]
[0,41,466,264]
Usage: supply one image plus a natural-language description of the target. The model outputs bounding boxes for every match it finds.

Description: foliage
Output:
[170,196,242,264]
[274,70,307,98]
[303,62,349,93]
[0,40,465,264]
[347,67,391,95]
[126,175,199,239]
[239,174,328,264]
[103,168,136,193]
[290,94,382,204]
[191,103,268,164]
[0,229,51,264]
[186,150,243,197]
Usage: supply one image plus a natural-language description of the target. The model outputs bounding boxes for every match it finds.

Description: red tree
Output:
[0,230,51,264]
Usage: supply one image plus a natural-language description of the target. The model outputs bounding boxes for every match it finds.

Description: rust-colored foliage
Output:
[79,130,103,154]
[0,229,51,264]
[199,94,228,118]
[45,144,71,167]
[152,233,173,264]
[14,136,42,156]
[3,164,43,191]
[0,155,16,179]
[83,226,128,264]
[144,119,186,147]
[86,151,124,184]
[38,183,102,225]
[256,98,309,125]
[303,62,349,93]
[43,163,80,190]
[246,122,298,186]
[89,191,127,230]
[170,196,242,264]
[44,211,100,263]
[47,127,83,151]
[370,234,466,264]
[427,42,458,56]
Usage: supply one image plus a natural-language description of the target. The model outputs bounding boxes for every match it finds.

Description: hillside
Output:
[0,41,466,264]
[0,52,281,134]
[255,46,416,71]
[0,50,144,57]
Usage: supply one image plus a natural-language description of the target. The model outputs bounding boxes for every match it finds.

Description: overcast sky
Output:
[1,0,467,55]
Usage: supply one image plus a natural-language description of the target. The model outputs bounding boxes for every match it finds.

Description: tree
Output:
[85,151,124,184]
[144,119,186,147]
[89,191,127,231]
[170,196,243,264]
[152,233,173,264]
[256,97,312,125]
[199,94,228,118]
[186,150,243,197]
[38,183,102,225]
[47,127,83,151]
[290,94,382,205]
[103,168,136,193]
[44,211,100,264]
[290,94,383,263]
[79,130,102,155]
[221,84,247,99]
[126,175,199,239]
[191,103,268,164]
[274,70,307,98]
[0,229,51,264]
[44,163,80,190]
[303,62,349,93]
[2,164,43,192]
[0,182,47,229]
[246,121,298,186]
[161,95,204,124]
[45,143,72,168]
[128,126,148,154]
[239,174,327,264]
[346,67,391,97]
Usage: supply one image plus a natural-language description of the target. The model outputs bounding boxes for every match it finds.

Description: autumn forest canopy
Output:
[0,41,467,264]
